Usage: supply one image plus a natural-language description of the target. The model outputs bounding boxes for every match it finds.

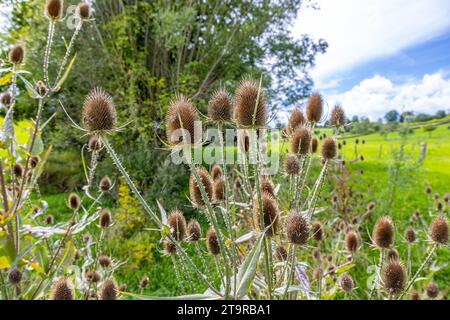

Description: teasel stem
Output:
[298,155,313,204]
[43,20,55,86]
[53,20,82,89]
[369,248,385,299]
[178,253,195,293]
[0,161,15,249]
[195,242,212,276]
[87,149,99,188]
[171,255,186,295]
[407,244,412,277]
[293,155,308,209]
[306,160,328,218]
[101,136,221,295]
[0,271,10,300]
[283,244,297,299]
[214,255,225,288]
[398,243,437,300]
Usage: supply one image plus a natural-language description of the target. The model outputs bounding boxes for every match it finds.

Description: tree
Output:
[384,110,400,122]
[435,110,446,119]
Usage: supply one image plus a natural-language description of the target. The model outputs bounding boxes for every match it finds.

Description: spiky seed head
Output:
[306,93,323,123]
[360,155,364,161]
[429,215,448,245]
[426,283,439,299]
[1,92,12,106]
[388,248,399,261]
[355,138,359,145]
[99,208,112,228]
[187,219,201,242]
[210,164,223,181]
[373,216,394,248]
[234,78,266,127]
[88,136,102,150]
[260,177,275,197]
[208,89,232,123]
[206,228,220,255]
[433,193,440,201]
[45,0,63,20]
[313,267,323,280]
[410,291,420,300]
[436,202,443,211]
[285,212,310,245]
[30,156,40,168]
[444,193,449,203]
[35,81,48,97]
[322,138,337,160]
[85,271,100,283]
[82,87,116,133]
[253,192,279,237]
[284,153,300,175]
[383,259,406,295]
[345,231,359,253]
[288,109,305,134]
[274,245,288,261]
[166,96,199,145]
[164,240,177,255]
[311,221,324,241]
[77,2,91,20]
[312,248,321,260]
[425,186,432,194]
[234,178,242,190]
[139,276,149,289]
[98,255,111,268]
[168,210,186,241]
[405,227,416,244]
[100,278,118,300]
[311,137,318,153]
[189,167,213,208]
[9,44,24,65]
[45,214,54,225]
[8,268,22,285]
[367,202,375,211]
[331,104,346,127]
[340,273,354,292]
[119,284,127,292]
[213,177,225,202]
[99,176,112,192]
[50,278,74,300]
[13,163,23,177]
[68,193,80,210]
[290,126,311,155]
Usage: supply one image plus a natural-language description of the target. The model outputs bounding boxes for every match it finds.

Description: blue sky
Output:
[291,0,450,120]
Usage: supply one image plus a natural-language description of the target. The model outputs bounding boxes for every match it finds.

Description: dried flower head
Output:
[166,96,199,145]
[284,153,300,175]
[1,92,12,106]
[444,193,449,203]
[373,216,394,248]
[139,276,149,289]
[311,221,324,241]
[312,248,321,260]
[291,126,311,155]
[187,219,202,242]
[99,176,112,192]
[164,240,177,255]
[274,245,288,261]
[285,212,309,245]
[288,109,305,134]
[85,271,100,283]
[330,104,346,127]
[340,273,354,292]
[98,255,111,268]
[313,267,323,280]
[77,2,91,20]
[260,177,275,197]
[306,93,323,123]
[99,208,112,228]
[387,248,399,261]
[234,78,266,127]
[206,228,220,255]
[425,186,432,194]
[45,214,54,225]
[189,166,213,208]
[253,192,279,237]
[50,278,74,300]
[88,136,102,150]
[383,259,406,295]
[345,231,359,253]
[8,268,22,285]
[426,282,439,299]
[322,138,337,160]
[311,137,318,153]
[68,193,80,211]
[13,163,23,178]
[213,177,225,202]
[168,210,186,241]
[45,0,63,20]
[82,87,117,132]
[100,278,118,300]
[208,89,232,123]
[234,178,242,190]
[410,291,420,300]
[211,164,223,181]
[9,44,24,65]
[405,227,415,244]
[30,156,40,168]
[429,216,448,245]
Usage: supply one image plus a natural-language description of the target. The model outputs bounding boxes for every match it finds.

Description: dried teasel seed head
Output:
[189,166,213,208]
[373,216,394,248]
[88,136,102,151]
[290,126,311,155]
[274,245,288,261]
[82,87,117,133]
[234,178,242,190]
[433,192,440,201]
[405,227,416,244]
[77,2,91,20]
[100,278,118,300]
[1,92,12,106]
[45,214,54,225]
[425,186,432,194]
[13,163,23,178]
[330,104,346,127]
[429,215,448,245]
[68,193,80,211]
[99,208,112,228]
[387,248,399,261]
[284,153,300,175]
[287,109,305,134]
[322,138,337,160]
[187,219,202,242]
[45,0,63,20]
[383,259,406,295]
[345,231,359,253]
[210,164,223,181]
[35,81,48,97]
[234,78,266,127]
[85,271,100,283]
[340,273,354,292]
[206,227,220,255]
[259,177,275,197]
[285,212,309,245]
[98,255,111,268]
[8,268,22,285]
[367,202,375,211]
[410,291,420,300]
[30,156,40,168]
[208,88,232,123]
[139,276,149,289]
[313,267,323,280]
[426,282,439,299]
[9,44,24,65]
[50,277,74,300]
[444,193,449,203]
[213,177,225,202]
[311,221,324,241]
[119,284,127,292]
[253,192,279,237]
[168,210,186,241]
[436,202,443,211]
[164,240,177,255]
[306,92,323,123]
[99,176,112,192]
[311,137,318,153]
[312,248,321,260]
[166,95,199,145]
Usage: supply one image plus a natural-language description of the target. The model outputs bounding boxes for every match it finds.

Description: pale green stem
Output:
[44,20,55,86]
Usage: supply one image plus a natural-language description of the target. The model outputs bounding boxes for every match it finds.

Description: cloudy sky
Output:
[292,0,450,121]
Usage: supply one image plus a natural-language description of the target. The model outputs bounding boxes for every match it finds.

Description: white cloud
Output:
[294,0,450,88]
[326,72,450,120]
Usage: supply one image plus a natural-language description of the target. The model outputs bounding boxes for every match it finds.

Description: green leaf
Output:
[17,74,39,98]
[55,54,77,90]
[336,263,355,274]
